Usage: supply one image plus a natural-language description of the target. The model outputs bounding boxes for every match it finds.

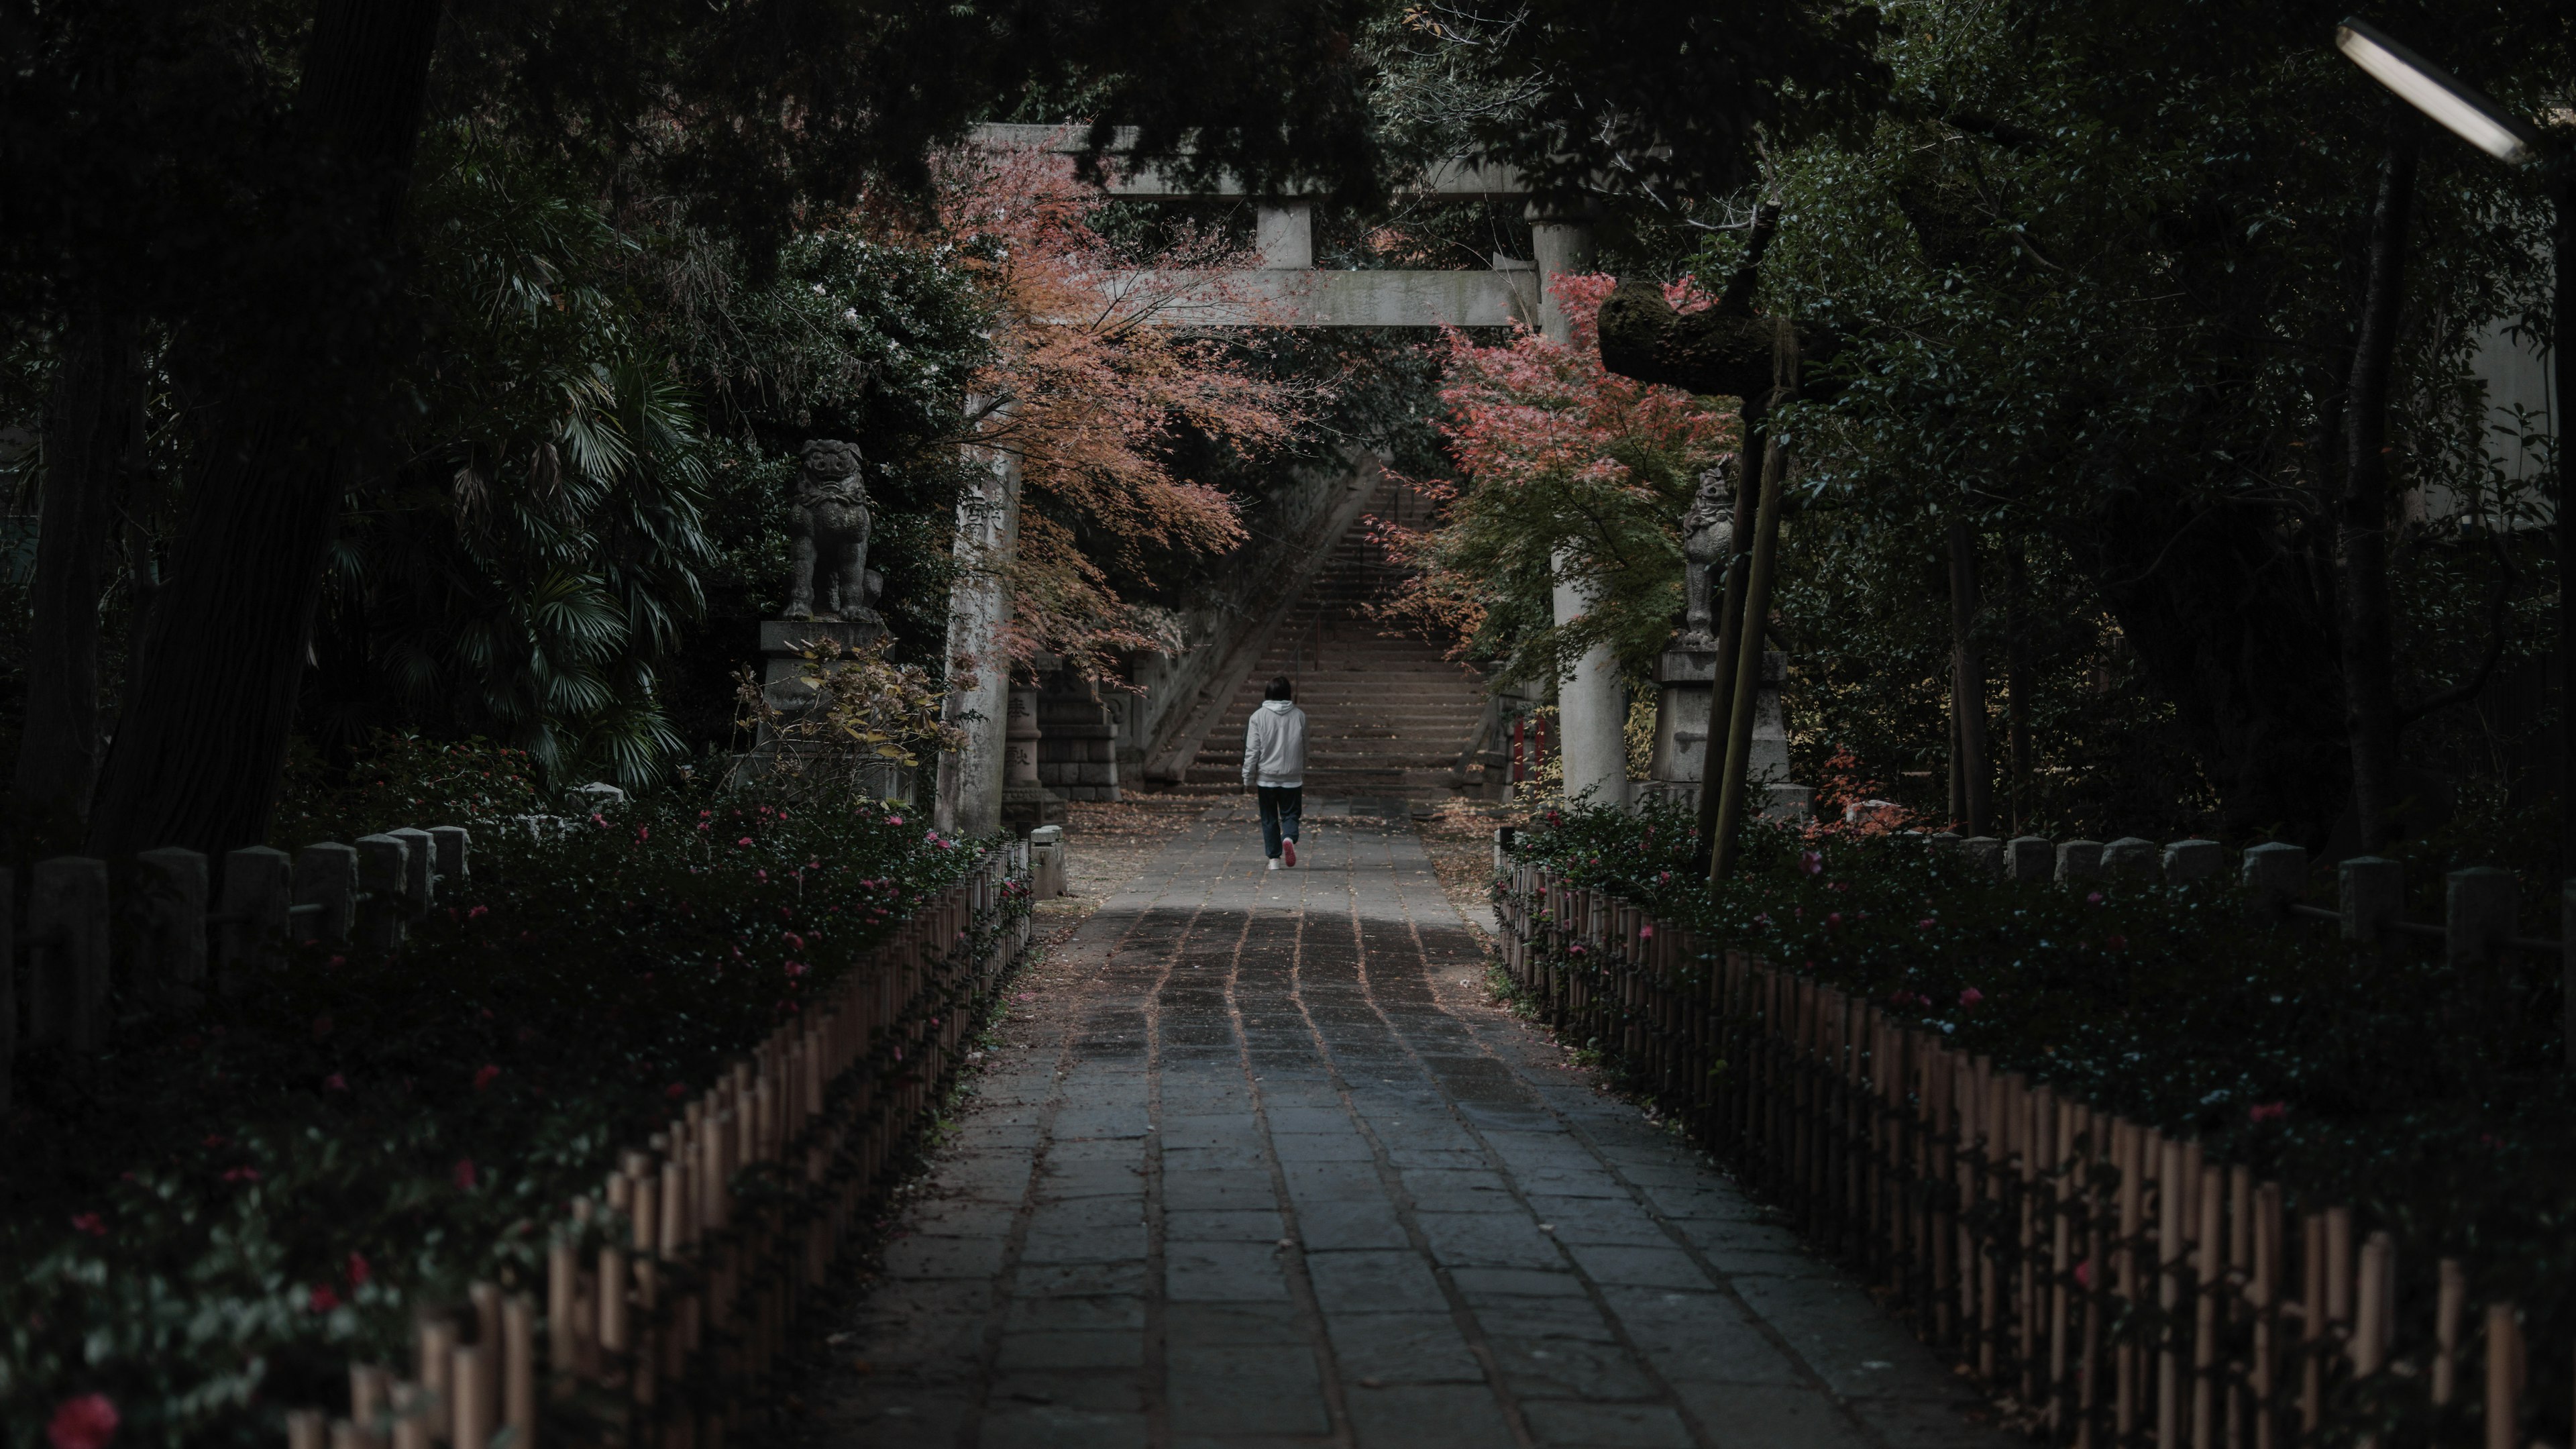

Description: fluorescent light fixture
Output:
[2337,17,2544,165]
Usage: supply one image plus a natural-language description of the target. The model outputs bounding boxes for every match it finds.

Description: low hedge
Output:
[1,775,1004,1449]
[1505,799,2576,1358]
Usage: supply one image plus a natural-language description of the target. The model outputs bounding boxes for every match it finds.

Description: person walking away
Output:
[1243,675,1307,869]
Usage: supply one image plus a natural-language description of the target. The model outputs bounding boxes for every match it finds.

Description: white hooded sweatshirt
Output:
[1242,698,1308,788]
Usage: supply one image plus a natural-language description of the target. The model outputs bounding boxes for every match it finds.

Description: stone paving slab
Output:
[801,808,2012,1448]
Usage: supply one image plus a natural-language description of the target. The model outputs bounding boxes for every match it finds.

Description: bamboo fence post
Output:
[2191,1163,2222,1448]
[2434,1258,2465,1406]
[2351,1230,2392,1449]
[2077,1111,2105,1448]
[2045,1091,2073,1435]
[2114,1120,2143,1442]
[286,1409,325,1449]
[388,1383,431,1449]
[2252,1183,2282,1449]
[2225,1166,2252,1449]
[2300,1209,2328,1432]
[350,1365,389,1449]
[2156,1135,2183,1446]
[417,1319,455,1442]
[503,1295,535,1449]
[2484,1301,2520,1449]
[452,1339,493,1449]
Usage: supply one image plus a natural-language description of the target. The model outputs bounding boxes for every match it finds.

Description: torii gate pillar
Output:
[1534,213,1630,808]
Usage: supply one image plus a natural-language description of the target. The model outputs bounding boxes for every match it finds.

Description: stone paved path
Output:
[806,808,2010,1449]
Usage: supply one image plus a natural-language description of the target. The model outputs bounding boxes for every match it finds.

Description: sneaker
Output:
[1267,859,1281,871]
[1283,839,1297,867]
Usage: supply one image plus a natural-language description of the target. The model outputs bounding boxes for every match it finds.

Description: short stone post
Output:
[134,847,210,1010]
[2055,839,2103,884]
[431,826,472,898]
[1929,831,1964,853]
[30,857,111,1050]
[570,781,627,815]
[1962,837,2004,877]
[388,827,435,916]
[354,835,410,951]
[2443,868,2515,967]
[2337,857,2402,945]
[1760,783,1815,822]
[2241,842,2308,918]
[2162,839,2222,882]
[294,843,359,945]
[1028,825,1066,900]
[2006,837,2053,883]
[2101,837,2157,881]
[217,846,292,984]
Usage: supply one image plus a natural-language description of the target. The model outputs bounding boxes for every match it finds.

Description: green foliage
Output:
[268,733,545,849]
[311,131,719,789]
[0,780,1011,1448]
[1510,799,2576,1354]
[1709,0,2571,837]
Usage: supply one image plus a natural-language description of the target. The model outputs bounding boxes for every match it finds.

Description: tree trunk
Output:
[2337,136,2417,853]
[14,302,141,819]
[1947,517,1992,835]
[2004,537,2032,833]
[85,0,442,857]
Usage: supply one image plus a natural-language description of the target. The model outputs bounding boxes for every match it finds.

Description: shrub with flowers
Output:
[0,779,1022,1448]
[1506,795,2576,1358]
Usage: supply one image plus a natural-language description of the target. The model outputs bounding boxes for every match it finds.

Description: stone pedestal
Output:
[759,618,887,712]
[1642,649,1792,813]
[1036,669,1121,802]
[1000,686,1066,833]
[741,617,908,798]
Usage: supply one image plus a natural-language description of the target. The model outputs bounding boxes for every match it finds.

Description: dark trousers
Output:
[1257,786,1302,859]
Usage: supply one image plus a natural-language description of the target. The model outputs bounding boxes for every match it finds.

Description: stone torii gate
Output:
[934,125,1631,836]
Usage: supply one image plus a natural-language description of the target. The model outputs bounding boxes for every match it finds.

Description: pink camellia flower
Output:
[2073,1260,2093,1289]
[1823,912,1843,930]
[70,1213,105,1238]
[323,1073,348,1091]
[473,1065,501,1091]
[346,1252,370,1287]
[784,931,806,951]
[309,1284,341,1313]
[1799,850,1824,875]
[2086,891,2104,906]
[1917,918,1936,930]
[2248,1102,2290,1124]
[737,837,753,847]
[467,905,489,920]
[885,814,904,826]
[1960,987,1984,1007]
[453,1158,478,1191]
[1638,924,1654,940]
[667,1082,688,1099]
[46,1392,118,1449]
[785,961,808,978]
[325,955,346,969]
[756,869,768,881]
[221,1167,260,1185]
[634,826,649,843]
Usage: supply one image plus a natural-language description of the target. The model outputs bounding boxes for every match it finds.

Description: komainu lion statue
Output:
[786,439,881,621]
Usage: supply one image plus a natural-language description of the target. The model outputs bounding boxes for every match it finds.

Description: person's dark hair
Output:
[1265,675,1294,701]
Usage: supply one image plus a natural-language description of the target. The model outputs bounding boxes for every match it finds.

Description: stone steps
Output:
[1173,478,1489,797]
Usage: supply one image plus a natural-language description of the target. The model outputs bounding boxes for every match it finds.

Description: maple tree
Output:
[1375,272,1739,688]
[926,137,1320,682]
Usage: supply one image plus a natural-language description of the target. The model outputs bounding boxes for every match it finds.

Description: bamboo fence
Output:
[269,839,1033,1449]
[1497,849,2563,1448]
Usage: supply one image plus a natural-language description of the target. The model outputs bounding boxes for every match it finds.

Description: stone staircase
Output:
[1182,484,1489,797]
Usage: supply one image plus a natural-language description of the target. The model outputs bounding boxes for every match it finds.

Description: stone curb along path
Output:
[801,808,2015,1449]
